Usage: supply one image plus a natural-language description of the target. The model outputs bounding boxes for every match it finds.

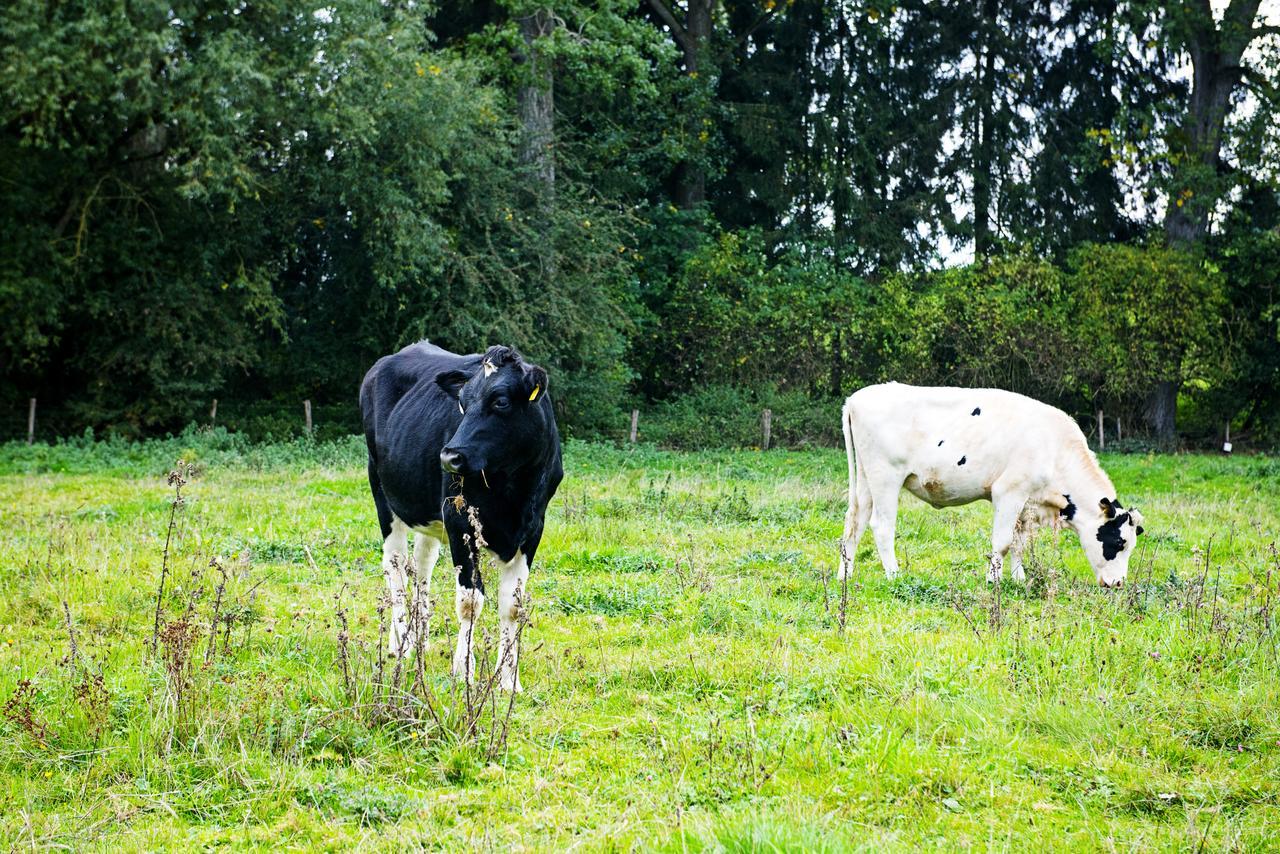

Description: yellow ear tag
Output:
[529,386,541,402]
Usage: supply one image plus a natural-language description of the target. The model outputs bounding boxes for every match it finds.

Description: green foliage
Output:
[1066,242,1225,410]
[639,230,869,398]
[2,0,1280,444]
[642,385,839,449]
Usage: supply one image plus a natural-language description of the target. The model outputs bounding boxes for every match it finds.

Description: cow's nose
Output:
[1099,578,1124,589]
[440,449,464,474]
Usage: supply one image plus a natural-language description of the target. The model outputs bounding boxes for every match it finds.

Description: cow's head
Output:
[1077,496,1145,587]
[435,345,551,478]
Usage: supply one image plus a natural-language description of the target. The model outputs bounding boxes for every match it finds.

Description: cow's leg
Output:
[988,486,1028,584]
[1007,506,1033,584]
[495,550,530,692]
[382,516,412,656]
[838,464,873,581]
[452,567,485,682]
[867,473,903,579]
[407,527,442,651]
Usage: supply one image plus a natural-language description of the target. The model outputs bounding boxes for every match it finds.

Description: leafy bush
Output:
[641,385,840,449]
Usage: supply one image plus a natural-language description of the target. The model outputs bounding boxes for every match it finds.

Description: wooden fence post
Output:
[1224,422,1232,454]
[209,399,218,427]
[762,408,773,451]
[304,400,313,436]
[27,398,36,445]
[1116,416,1122,443]
[629,409,639,444]
[1096,409,1105,451]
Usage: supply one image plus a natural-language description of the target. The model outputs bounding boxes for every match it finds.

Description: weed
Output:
[2,680,53,746]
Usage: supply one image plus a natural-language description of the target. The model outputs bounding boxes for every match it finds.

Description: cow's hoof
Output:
[1011,567,1026,584]
[452,656,475,682]
[498,673,522,693]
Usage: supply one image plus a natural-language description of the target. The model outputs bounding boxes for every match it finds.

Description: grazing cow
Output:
[838,383,1145,588]
[360,342,562,691]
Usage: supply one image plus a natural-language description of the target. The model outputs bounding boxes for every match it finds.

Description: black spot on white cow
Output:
[360,342,562,691]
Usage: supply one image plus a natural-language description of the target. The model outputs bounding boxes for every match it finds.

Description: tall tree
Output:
[646,0,717,208]
[1163,0,1273,245]
[1146,0,1278,439]
[516,8,557,280]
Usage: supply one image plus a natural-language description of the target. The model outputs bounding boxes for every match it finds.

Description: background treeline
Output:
[2,0,1279,448]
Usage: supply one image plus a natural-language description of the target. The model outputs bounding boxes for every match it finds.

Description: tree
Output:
[645,0,719,209]
[1146,0,1279,438]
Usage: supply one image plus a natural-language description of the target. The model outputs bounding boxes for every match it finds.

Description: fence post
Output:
[1224,422,1232,454]
[27,398,36,445]
[762,408,773,451]
[629,409,639,444]
[209,399,218,427]
[1096,409,1105,451]
[1116,416,1122,443]
[304,400,313,436]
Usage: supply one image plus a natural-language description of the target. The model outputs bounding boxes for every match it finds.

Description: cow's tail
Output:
[841,397,858,518]
[839,397,858,576]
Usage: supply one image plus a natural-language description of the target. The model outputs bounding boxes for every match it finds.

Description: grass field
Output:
[1,437,1278,850]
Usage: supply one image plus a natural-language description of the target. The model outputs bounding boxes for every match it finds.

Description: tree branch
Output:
[646,0,694,55]
[1241,66,1280,105]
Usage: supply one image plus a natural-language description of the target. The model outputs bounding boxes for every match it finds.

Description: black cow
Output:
[360,342,563,691]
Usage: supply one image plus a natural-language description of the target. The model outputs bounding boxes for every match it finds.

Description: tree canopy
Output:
[3,0,1279,445]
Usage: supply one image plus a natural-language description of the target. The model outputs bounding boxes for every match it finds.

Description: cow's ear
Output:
[435,370,470,400]
[1129,508,1145,535]
[524,364,548,403]
[1099,497,1116,519]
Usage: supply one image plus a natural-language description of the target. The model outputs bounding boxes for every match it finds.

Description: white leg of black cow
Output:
[495,551,530,693]
[987,490,1026,584]
[867,477,902,580]
[409,528,443,651]
[452,581,484,681]
[382,517,411,657]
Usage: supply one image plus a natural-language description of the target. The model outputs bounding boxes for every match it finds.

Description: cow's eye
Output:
[493,395,510,410]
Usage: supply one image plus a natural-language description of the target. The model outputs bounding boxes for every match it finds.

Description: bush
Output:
[641,385,840,450]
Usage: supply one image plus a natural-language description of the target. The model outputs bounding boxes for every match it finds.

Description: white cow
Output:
[838,383,1145,587]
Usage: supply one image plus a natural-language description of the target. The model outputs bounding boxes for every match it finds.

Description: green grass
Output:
[1,439,1278,850]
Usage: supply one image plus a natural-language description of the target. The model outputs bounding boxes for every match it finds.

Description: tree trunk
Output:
[1143,380,1178,445]
[674,0,712,209]
[1163,0,1261,246]
[517,11,556,275]
[972,0,997,259]
[1155,0,1262,438]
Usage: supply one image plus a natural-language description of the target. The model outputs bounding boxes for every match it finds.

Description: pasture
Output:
[1,437,1278,850]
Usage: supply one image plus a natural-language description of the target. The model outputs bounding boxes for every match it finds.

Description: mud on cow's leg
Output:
[452,574,485,681]
[1007,506,1036,584]
[382,517,412,656]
